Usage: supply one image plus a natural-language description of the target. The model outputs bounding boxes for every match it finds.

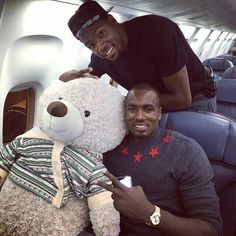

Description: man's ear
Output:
[107,14,117,24]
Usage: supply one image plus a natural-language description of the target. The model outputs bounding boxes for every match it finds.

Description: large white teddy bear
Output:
[0,78,126,236]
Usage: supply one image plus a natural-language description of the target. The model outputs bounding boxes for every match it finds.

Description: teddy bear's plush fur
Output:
[0,78,126,236]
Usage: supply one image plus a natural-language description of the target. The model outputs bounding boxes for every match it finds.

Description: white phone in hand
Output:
[117,176,132,188]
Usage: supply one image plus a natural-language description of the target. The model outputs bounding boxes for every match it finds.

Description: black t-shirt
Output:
[89,15,215,97]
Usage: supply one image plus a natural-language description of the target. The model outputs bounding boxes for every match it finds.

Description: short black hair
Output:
[126,83,161,107]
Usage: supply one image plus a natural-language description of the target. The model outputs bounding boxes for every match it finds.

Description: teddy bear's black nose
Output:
[47,101,68,117]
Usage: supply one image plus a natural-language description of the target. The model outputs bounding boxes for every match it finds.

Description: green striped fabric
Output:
[0,137,110,207]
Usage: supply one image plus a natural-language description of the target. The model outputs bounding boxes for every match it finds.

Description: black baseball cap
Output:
[68,1,113,40]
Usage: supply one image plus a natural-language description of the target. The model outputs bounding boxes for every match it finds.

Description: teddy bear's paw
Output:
[0,179,90,236]
[0,222,11,236]
[89,202,120,236]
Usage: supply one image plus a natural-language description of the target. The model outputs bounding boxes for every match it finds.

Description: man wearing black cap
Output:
[60,0,216,112]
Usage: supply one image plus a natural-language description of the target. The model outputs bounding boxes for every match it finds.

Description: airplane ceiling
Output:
[53,0,236,33]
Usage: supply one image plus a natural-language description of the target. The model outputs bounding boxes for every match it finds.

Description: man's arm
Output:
[97,171,217,236]
[59,68,99,82]
[59,65,192,111]
[158,209,213,236]
[160,65,192,112]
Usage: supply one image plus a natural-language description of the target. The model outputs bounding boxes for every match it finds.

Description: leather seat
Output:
[216,78,236,120]
[222,67,236,80]
[202,58,233,78]
[217,54,236,66]
[160,111,236,236]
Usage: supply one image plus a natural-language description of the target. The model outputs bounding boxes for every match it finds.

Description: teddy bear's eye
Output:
[84,110,90,117]
[58,97,63,100]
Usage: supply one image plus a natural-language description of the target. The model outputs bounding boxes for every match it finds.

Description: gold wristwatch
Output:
[145,205,161,226]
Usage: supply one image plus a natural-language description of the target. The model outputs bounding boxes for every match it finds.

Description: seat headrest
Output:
[160,111,236,166]
[202,58,233,71]
[216,79,236,103]
[220,54,236,66]
[222,67,236,80]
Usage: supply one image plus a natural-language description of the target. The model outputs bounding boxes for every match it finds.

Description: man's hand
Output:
[97,171,155,223]
[59,68,99,82]
[98,172,215,236]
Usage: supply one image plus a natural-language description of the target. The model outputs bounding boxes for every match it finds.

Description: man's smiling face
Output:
[125,89,162,141]
[79,17,126,61]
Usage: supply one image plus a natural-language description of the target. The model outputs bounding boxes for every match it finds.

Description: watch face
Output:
[151,212,160,225]
[150,206,161,225]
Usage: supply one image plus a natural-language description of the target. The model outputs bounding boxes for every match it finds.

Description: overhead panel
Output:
[51,0,236,33]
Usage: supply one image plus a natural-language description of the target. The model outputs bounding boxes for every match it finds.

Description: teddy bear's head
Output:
[37,78,126,153]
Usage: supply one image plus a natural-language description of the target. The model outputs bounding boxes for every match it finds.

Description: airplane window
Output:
[224,33,235,53]
[226,33,234,39]
[189,28,211,54]
[218,32,231,55]
[3,88,34,144]
[209,31,228,57]
[200,30,221,59]
[207,30,221,41]
[179,25,196,40]
[219,32,230,40]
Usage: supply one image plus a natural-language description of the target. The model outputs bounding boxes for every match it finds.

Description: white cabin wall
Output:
[0,0,92,144]
[0,0,88,84]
